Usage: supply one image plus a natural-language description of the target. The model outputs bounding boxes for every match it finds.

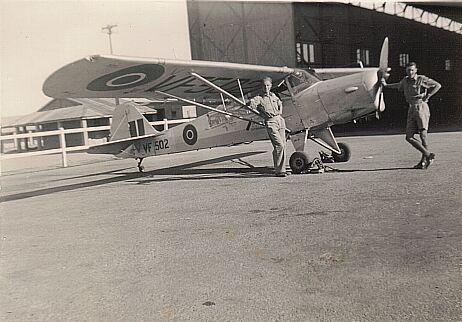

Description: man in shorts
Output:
[382,62,441,169]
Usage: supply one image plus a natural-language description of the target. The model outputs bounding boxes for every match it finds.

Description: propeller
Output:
[374,37,390,119]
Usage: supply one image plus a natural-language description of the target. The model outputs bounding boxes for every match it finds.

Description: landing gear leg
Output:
[137,158,145,172]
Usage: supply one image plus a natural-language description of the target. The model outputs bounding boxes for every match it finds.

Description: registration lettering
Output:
[134,139,170,154]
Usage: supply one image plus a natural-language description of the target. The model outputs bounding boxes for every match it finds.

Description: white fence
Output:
[0,118,192,167]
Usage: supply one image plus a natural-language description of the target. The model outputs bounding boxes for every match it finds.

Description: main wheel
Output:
[289,151,311,174]
[333,142,351,163]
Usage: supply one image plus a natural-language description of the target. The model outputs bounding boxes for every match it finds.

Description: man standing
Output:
[250,77,287,177]
[383,62,441,169]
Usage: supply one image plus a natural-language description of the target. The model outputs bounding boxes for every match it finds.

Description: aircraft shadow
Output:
[2,152,419,203]
[0,151,269,203]
[132,166,274,184]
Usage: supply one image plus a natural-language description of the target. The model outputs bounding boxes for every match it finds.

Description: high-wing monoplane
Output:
[43,38,390,173]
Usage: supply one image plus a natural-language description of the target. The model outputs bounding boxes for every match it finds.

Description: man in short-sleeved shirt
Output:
[250,77,287,177]
[383,62,441,169]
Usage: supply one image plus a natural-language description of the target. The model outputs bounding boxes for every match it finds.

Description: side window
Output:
[399,53,409,67]
[356,49,370,66]
[296,42,316,66]
[445,59,451,70]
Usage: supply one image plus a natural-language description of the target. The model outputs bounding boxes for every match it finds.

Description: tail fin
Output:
[110,103,159,141]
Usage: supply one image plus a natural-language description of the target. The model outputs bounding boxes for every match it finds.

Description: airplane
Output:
[43,38,390,174]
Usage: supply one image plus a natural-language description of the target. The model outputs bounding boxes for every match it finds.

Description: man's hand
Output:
[380,78,387,87]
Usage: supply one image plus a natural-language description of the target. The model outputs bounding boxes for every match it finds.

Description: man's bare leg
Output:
[419,129,428,164]
[406,133,430,157]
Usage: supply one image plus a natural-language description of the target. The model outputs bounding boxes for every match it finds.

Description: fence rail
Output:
[0,118,193,166]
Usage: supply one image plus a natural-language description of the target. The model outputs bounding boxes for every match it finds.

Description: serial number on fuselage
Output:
[134,139,170,154]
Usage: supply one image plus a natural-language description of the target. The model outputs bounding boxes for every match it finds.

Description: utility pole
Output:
[102,24,119,105]
[102,24,117,54]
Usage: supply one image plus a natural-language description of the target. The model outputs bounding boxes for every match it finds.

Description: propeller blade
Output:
[379,37,388,71]
[374,84,385,112]
[375,37,388,115]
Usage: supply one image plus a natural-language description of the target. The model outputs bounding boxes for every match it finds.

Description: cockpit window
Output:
[286,70,320,95]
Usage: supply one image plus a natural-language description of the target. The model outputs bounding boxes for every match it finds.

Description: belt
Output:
[408,100,424,107]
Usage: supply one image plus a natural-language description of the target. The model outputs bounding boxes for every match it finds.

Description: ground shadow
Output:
[2,152,421,203]
[0,151,269,203]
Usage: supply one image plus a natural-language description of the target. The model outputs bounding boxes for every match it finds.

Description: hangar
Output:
[187,1,462,133]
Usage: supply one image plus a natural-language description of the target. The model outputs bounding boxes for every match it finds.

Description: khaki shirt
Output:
[398,75,439,104]
[249,92,283,119]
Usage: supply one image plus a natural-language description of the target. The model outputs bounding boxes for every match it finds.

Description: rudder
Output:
[110,103,158,141]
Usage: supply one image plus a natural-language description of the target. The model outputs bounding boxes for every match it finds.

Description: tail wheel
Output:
[289,151,311,174]
[333,143,351,163]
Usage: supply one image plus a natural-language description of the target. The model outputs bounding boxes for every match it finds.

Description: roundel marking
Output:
[105,73,147,87]
[87,64,165,91]
[183,124,198,146]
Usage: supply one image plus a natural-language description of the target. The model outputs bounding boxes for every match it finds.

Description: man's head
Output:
[405,62,418,78]
[262,77,272,94]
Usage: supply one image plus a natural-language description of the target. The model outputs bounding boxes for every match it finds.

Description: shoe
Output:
[424,153,435,169]
[413,162,425,169]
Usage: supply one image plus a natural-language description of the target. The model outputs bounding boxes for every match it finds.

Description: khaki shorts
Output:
[406,102,430,136]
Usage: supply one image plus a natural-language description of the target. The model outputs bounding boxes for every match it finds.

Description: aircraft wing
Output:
[312,67,377,80]
[43,55,296,100]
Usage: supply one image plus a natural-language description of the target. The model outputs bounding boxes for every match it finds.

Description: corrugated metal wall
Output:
[188,1,295,67]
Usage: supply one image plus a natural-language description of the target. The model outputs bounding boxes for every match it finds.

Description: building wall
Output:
[188,1,295,67]
[188,2,462,131]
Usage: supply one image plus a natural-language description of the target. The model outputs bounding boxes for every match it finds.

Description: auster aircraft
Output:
[43,38,390,173]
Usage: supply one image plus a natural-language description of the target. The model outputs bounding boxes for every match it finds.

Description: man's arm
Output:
[276,96,283,114]
[249,96,260,109]
[381,79,401,90]
[423,78,442,102]
[248,96,270,119]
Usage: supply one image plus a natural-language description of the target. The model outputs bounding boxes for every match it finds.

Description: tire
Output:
[289,151,311,174]
[333,142,351,163]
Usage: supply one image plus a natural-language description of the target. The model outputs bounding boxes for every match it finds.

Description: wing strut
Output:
[220,93,226,110]
[154,90,266,128]
[237,78,246,103]
[189,72,261,117]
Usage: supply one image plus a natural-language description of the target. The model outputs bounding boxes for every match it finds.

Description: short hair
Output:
[406,62,417,68]
[262,76,272,84]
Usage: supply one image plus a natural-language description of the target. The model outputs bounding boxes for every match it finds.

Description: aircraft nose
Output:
[363,70,378,94]
[363,69,385,112]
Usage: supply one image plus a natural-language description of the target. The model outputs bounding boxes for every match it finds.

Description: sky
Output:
[0,0,191,118]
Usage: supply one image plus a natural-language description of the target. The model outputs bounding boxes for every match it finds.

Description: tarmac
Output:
[1,132,461,321]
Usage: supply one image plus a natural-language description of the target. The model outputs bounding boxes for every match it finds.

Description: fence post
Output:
[59,127,68,167]
[163,118,169,130]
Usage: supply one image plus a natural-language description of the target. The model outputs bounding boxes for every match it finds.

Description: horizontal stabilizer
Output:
[88,133,160,155]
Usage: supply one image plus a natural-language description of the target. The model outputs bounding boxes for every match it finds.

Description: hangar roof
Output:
[1,98,156,128]
[408,2,462,24]
[351,1,462,34]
